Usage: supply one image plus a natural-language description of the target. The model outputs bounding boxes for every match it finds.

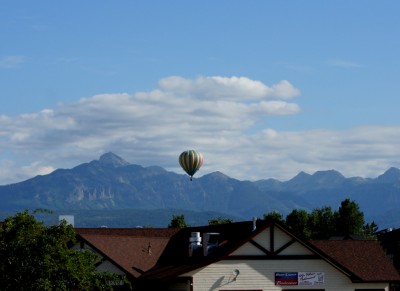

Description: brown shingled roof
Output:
[137,220,273,283]
[310,240,400,282]
[75,228,179,278]
[76,221,400,287]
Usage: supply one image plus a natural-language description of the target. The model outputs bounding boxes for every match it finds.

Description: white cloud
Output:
[0,75,399,184]
[158,76,300,100]
[0,160,55,185]
[270,80,301,99]
[224,126,400,181]
[0,55,26,69]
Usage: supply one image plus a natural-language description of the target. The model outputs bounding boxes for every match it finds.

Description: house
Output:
[75,219,400,290]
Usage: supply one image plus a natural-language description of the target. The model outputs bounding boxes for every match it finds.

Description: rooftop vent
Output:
[189,232,202,257]
[253,216,257,231]
[203,232,219,256]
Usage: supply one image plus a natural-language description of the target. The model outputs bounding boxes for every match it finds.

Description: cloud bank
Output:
[0,75,399,184]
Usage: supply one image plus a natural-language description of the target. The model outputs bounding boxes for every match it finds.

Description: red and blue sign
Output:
[275,272,298,285]
[275,272,325,286]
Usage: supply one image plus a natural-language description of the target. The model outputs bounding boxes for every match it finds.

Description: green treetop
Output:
[0,210,129,291]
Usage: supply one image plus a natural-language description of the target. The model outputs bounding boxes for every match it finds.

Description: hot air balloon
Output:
[179,150,203,181]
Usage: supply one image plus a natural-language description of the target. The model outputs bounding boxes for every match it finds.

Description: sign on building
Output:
[275,272,324,286]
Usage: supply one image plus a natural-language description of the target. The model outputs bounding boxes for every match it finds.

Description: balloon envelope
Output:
[179,150,203,179]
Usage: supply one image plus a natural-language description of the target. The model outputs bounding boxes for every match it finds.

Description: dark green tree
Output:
[168,214,188,228]
[208,217,233,225]
[335,198,365,237]
[262,199,377,240]
[263,211,285,224]
[308,206,336,239]
[0,210,129,291]
[285,209,311,239]
[362,221,379,239]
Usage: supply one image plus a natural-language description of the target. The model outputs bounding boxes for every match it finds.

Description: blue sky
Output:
[1,1,400,184]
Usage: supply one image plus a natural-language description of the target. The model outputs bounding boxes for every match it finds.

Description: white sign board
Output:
[298,272,324,285]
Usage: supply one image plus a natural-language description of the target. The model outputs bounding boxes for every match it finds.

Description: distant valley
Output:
[1,152,400,229]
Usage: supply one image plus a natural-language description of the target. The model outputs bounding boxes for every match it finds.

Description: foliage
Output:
[168,214,188,228]
[208,217,233,225]
[308,206,336,239]
[286,209,311,239]
[264,198,377,240]
[363,221,379,239]
[0,210,129,291]
[10,209,239,228]
[263,211,285,224]
[335,198,365,237]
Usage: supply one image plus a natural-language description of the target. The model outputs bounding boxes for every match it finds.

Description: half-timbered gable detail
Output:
[230,224,315,258]
[76,219,400,291]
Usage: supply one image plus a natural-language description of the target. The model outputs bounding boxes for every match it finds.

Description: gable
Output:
[230,225,314,257]
[119,220,400,289]
[75,228,179,278]
[72,241,126,275]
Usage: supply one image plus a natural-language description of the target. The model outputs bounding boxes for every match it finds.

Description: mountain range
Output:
[1,152,400,229]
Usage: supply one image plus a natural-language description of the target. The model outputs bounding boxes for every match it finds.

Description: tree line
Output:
[170,198,378,240]
[264,198,378,239]
[0,198,377,290]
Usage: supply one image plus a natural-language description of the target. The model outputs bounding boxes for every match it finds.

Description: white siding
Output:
[279,241,314,255]
[253,227,271,247]
[96,260,125,275]
[73,242,125,275]
[179,227,389,291]
[274,228,293,250]
[231,242,266,255]
[183,260,388,291]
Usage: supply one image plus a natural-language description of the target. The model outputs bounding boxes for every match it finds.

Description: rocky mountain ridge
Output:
[1,152,399,228]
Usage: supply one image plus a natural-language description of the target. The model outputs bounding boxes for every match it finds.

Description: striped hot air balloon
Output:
[179,150,203,181]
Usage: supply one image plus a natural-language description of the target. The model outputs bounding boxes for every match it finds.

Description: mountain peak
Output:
[284,169,346,191]
[98,152,130,167]
[312,169,345,180]
[376,167,400,184]
[287,171,312,183]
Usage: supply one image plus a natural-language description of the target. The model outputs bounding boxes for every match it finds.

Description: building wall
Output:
[179,226,389,291]
[96,260,125,275]
[184,260,388,291]
[73,242,125,275]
